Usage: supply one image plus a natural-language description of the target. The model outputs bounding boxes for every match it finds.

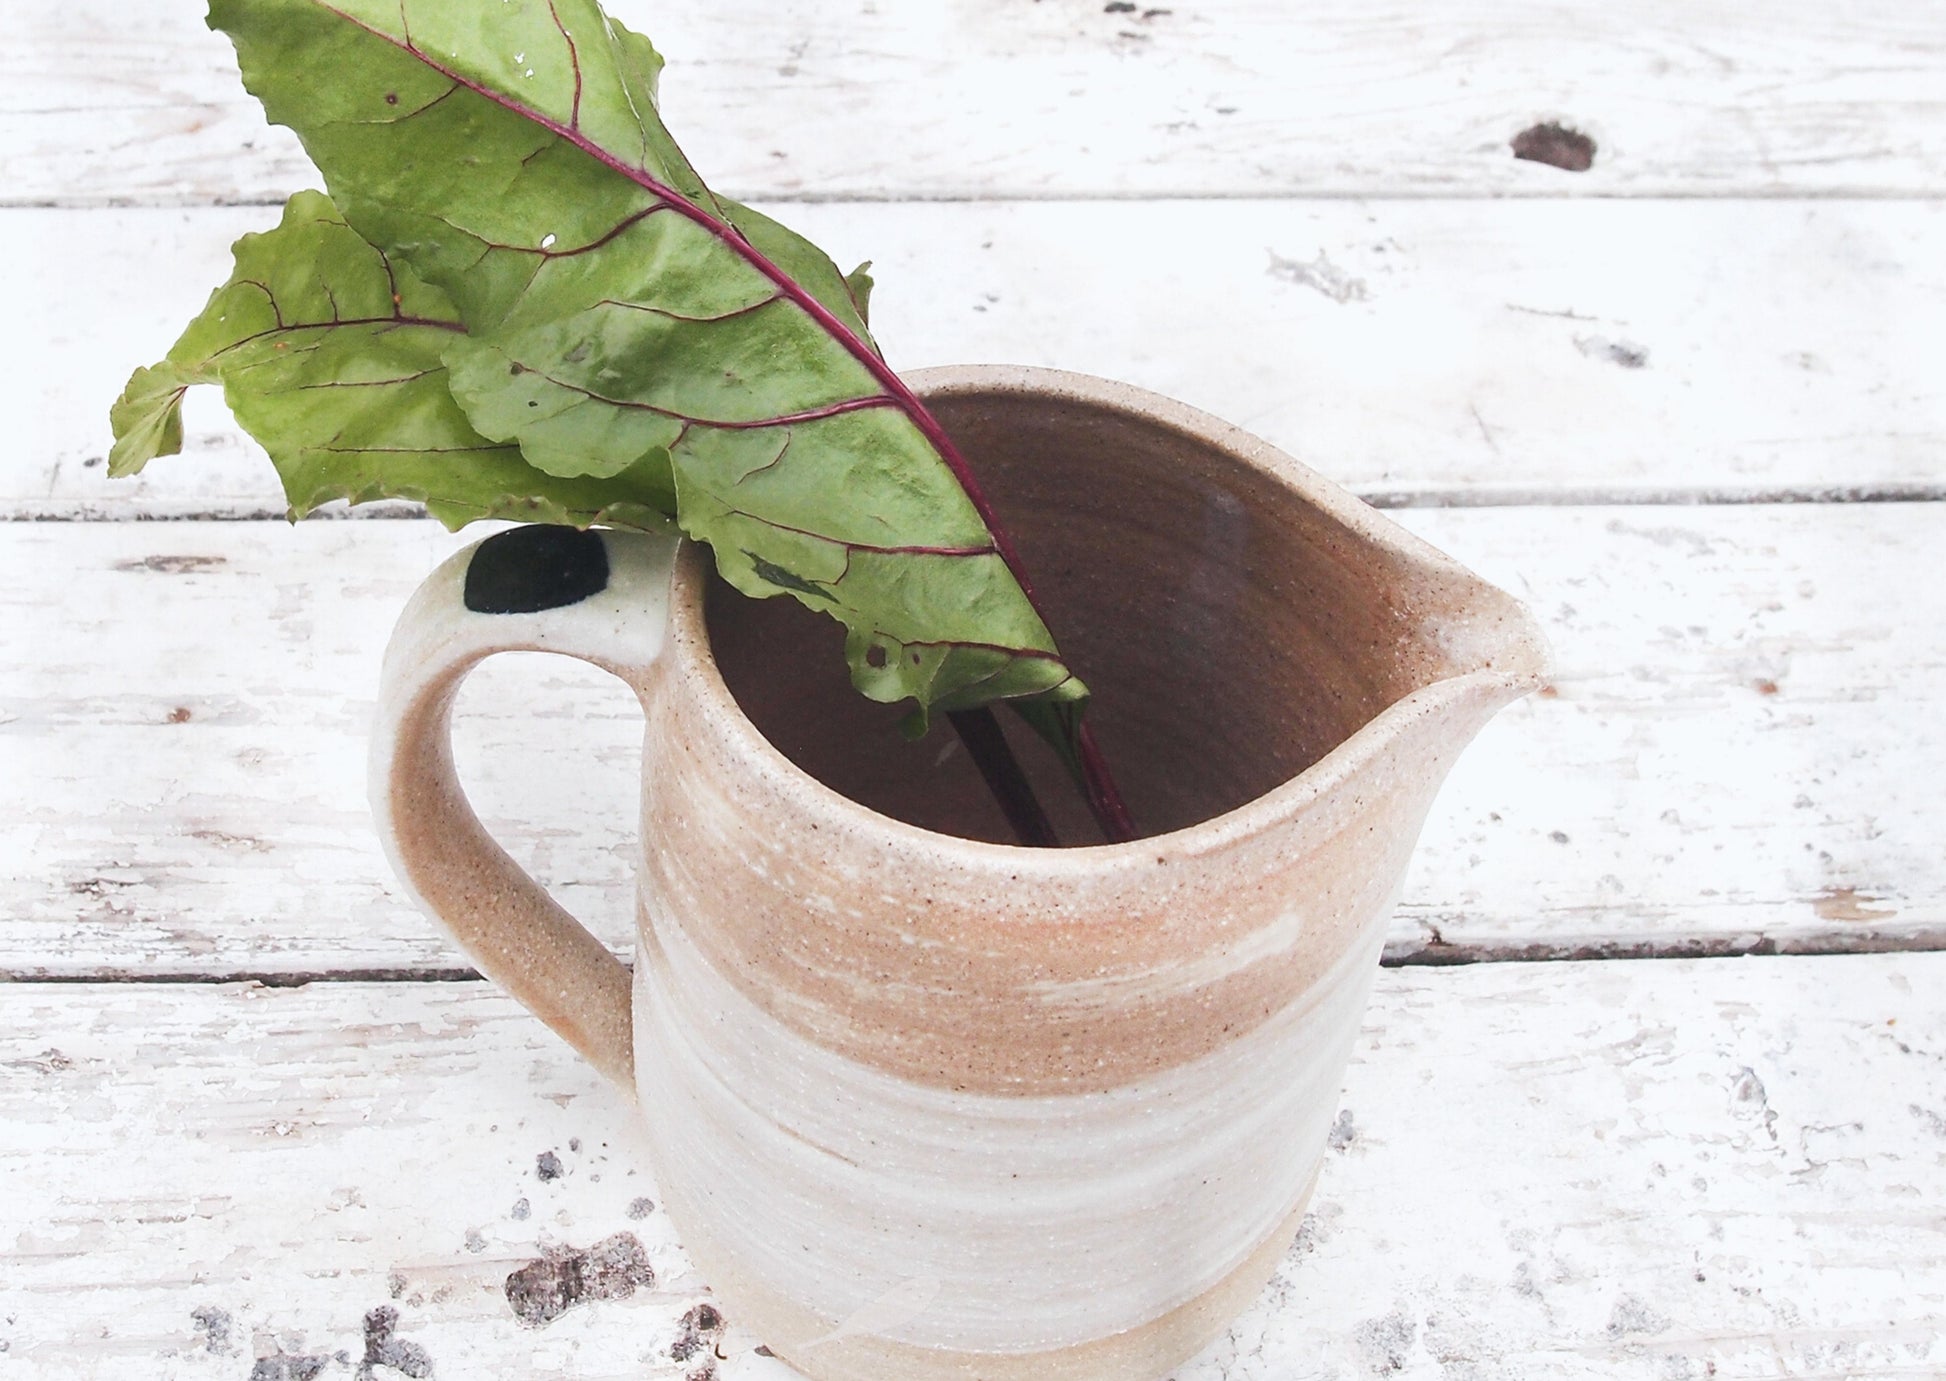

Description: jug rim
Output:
[662,363,1549,871]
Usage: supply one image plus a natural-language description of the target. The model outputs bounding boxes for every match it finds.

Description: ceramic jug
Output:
[370,365,1547,1380]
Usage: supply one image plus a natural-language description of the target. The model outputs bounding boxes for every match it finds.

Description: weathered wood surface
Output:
[7,1,1942,1376]
[9,0,1946,207]
[4,506,1940,979]
[12,198,1946,515]
[3,954,1940,1378]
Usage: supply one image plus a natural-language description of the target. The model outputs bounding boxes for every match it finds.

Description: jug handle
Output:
[368,527,680,1096]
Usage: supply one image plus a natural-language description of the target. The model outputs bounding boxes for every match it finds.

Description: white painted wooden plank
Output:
[2,954,1941,1377]
[8,0,1946,206]
[1396,503,1946,961]
[2,507,1941,977]
[3,521,629,979]
[10,198,1946,512]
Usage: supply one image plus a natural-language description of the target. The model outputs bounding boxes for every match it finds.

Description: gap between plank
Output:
[1393,929,1946,967]
[13,188,1946,211]
[8,930,1943,986]
[1357,482,1946,508]
[8,483,1946,525]
[4,967,487,986]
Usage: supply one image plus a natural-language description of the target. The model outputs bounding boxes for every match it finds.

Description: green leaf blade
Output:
[208,0,1086,725]
[108,189,679,532]
[717,198,877,346]
[108,363,197,478]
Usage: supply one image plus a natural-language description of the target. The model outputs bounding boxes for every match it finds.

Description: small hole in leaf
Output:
[866,645,888,669]
[384,92,400,105]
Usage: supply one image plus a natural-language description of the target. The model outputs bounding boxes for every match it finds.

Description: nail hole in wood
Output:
[1512,122,1596,172]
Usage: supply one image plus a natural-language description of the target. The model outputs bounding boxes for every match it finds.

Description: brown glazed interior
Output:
[647,365,1543,1094]
[706,368,1489,846]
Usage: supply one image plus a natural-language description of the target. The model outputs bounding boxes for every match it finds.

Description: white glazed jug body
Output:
[371,366,1548,1380]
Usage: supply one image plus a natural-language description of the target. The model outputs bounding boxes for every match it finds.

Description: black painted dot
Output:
[464,526,609,615]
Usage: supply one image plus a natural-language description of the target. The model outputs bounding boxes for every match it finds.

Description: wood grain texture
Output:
[8,6,1940,1375]
[3,507,1940,979]
[7,0,1945,207]
[2,954,1941,1378]
[12,198,1946,513]
[1409,503,1946,962]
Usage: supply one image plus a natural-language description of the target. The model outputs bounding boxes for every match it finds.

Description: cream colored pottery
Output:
[370,365,1548,1380]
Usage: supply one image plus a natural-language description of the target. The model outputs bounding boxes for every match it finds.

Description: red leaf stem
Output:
[948,709,1059,848]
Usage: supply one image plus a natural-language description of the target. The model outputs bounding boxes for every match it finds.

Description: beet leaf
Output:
[110,190,676,532]
[204,0,1092,733]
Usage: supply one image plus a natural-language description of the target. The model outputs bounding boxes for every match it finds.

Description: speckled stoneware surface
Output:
[371,366,1548,1381]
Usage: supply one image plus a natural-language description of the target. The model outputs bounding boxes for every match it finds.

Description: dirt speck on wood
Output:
[1354,1308,1418,1372]
[505,1232,656,1327]
[1604,1292,1671,1339]
[190,1306,233,1354]
[114,554,230,574]
[1812,886,1897,922]
[1512,121,1596,171]
[1574,334,1648,369]
[671,1302,725,1361]
[251,1352,331,1381]
[1265,248,1369,303]
[359,1305,432,1379]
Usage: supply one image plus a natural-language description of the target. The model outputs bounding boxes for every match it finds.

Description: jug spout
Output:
[1346,546,1554,802]
[1423,574,1553,720]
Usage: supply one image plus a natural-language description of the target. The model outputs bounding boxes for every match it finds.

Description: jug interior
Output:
[705,385,1476,845]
